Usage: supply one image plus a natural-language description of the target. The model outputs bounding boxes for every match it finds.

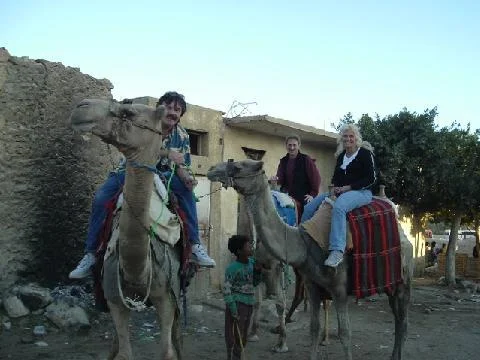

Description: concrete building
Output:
[133,97,338,294]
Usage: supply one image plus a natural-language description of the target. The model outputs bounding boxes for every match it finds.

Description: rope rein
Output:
[116,234,154,311]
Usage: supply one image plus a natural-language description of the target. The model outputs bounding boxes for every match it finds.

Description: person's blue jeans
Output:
[163,171,200,245]
[301,190,373,252]
[85,171,125,252]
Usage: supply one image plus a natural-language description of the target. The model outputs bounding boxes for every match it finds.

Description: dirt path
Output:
[1,278,479,359]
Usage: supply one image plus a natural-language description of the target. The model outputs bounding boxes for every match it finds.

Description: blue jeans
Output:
[85,171,125,252]
[163,171,200,245]
[301,190,373,252]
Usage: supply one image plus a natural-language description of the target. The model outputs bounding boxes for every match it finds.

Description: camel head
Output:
[70,99,165,161]
[207,159,267,195]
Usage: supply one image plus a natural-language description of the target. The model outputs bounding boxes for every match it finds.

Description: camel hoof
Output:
[271,344,289,353]
[320,339,330,346]
[248,334,260,342]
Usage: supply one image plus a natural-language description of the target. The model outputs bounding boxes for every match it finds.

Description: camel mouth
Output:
[72,121,96,133]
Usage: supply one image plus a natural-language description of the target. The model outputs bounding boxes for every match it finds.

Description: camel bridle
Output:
[224,159,266,191]
[110,101,163,137]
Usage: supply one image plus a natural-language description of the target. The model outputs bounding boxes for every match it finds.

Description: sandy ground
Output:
[1,277,479,360]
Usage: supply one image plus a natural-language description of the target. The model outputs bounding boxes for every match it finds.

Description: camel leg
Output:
[285,268,305,323]
[150,294,179,360]
[303,285,309,312]
[307,283,322,360]
[388,281,410,360]
[320,300,331,346]
[271,265,288,353]
[332,290,352,360]
[248,284,262,342]
[107,301,132,360]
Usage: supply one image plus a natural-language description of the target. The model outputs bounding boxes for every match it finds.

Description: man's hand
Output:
[304,194,314,203]
[168,150,184,165]
[177,167,197,191]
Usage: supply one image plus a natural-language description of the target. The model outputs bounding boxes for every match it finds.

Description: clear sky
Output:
[2,0,479,131]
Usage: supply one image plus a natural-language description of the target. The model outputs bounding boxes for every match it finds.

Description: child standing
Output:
[224,235,262,360]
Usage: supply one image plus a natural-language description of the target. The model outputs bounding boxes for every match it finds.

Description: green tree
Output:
[431,124,480,284]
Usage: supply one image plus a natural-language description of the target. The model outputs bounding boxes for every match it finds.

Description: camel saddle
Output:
[302,197,403,299]
[92,175,191,311]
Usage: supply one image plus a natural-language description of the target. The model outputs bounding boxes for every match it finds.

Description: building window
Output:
[241,147,266,160]
[186,129,208,156]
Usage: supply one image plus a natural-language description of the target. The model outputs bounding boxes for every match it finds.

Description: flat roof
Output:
[224,115,338,148]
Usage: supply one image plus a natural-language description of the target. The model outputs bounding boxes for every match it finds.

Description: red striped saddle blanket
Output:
[347,198,403,299]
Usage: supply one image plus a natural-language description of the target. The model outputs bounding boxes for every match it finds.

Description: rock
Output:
[45,300,90,331]
[3,320,12,331]
[18,284,53,311]
[196,326,209,333]
[190,304,203,314]
[35,341,48,347]
[21,336,35,344]
[33,325,47,336]
[2,295,30,318]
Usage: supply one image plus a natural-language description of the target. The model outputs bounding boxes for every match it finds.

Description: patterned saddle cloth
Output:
[302,197,403,299]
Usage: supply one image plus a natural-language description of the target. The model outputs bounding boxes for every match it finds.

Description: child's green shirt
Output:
[223,257,262,316]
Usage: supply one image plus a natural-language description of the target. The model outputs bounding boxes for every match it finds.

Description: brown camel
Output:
[207,159,413,360]
[248,210,331,352]
[70,99,181,360]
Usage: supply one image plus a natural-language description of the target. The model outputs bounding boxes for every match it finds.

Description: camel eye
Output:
[120,108,137,120]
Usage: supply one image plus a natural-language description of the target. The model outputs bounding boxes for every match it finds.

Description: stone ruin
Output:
[0,48,122,292]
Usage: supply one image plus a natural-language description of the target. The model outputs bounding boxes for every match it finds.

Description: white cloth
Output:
[271,190,295,208]
[340,148,360,170]
[112,176,180,247]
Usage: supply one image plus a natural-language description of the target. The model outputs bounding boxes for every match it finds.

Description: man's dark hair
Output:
[228,234,250,256]
[156,91,187,116]
[285,134,301,146]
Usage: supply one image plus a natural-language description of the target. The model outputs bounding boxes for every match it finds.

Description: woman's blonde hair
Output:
[335,123,374,157]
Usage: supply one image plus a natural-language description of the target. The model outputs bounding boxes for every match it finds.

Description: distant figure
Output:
[473,244,479,259]
[437,243,447,255]
[428,241,438,266]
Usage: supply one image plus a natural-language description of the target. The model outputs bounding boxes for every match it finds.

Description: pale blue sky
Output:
[2,0,479,131]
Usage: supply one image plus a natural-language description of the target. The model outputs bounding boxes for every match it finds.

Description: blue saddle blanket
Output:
[271,190,297,226]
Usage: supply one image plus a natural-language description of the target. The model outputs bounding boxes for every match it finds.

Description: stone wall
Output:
[0,48,118,291]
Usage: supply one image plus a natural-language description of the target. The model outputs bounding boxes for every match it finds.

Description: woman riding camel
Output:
[301,123,377,268]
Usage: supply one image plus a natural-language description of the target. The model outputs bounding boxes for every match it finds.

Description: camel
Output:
[70,99,182,360]
[247,206,331,353]
[207,159,413,360]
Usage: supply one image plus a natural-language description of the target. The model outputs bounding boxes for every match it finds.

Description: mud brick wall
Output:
[0,48,121,291]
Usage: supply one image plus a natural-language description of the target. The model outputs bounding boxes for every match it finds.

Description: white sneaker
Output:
[69,253,96,279]
[324,251,344,268]
[191,244,216,268]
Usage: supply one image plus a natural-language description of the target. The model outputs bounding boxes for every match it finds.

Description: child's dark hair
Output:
[228,234,250,256]
[156,91,187,116]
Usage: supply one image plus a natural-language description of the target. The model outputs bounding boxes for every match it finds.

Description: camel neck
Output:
[242,177,307,267]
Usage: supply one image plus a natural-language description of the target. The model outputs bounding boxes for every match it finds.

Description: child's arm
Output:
[223,269,238,317]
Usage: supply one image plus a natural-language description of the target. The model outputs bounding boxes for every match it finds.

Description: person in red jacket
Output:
[270,135,321,218]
